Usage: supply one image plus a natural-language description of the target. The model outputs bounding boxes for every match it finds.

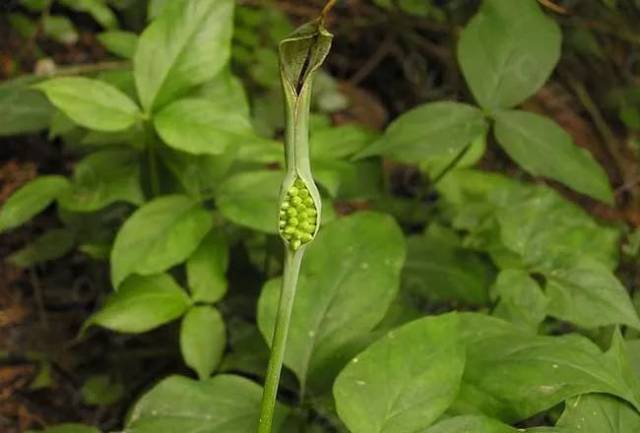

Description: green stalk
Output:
[257,16,333,433]
[257,248,303,433]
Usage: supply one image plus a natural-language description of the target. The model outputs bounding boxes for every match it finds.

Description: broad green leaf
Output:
[457,0,561,109]
[357,102,486,162]
[558,394,640,433]
[154,98,262,155]
[494,110,613,203]
[491,269,548,330]
[35,77,141,132]
[419,133,487,177]
[58,149,144,212]
[125,374,289,433]
[193,69,250,118]
[187,230,228,303]
[311,124,378,160]
[334,314,464,433]
[134,0,234,112]
[314,159,383,200]
[216,170,281,234]
[81,375,124,406]
[422,416,515,433]
[545,258,640,330]
[87,273,190,333]
[8,228,76,267]
[403,224,493,305]
[0,176,70,233]
[97,31,138,59]
[453,313,640,422]
[495,184,620,271]
[180,306,226,380]
[258,212,406,393]
[43,15,78,44]
[0,76,53,136]
[628,339,640,380]
[110,195,213,287]
[26,424,100,433]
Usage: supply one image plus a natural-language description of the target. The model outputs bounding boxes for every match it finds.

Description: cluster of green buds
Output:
[279,178,318,251]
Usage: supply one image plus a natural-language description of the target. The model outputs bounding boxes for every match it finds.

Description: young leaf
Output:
[58,149,144,212]
[545,258,640,330]
[154,98,263,155]
[59,0,118,29]
[134,0,234,112]
[453,313,640,422]
[180,306,226,380]
[216,170,282,234]
[334,314,464,433]
[8,228,76,267]
[258,212,406,394]
[357,102,487,162]
[97,31,138,59]
[457,0,561,109]
[110,195,213,288]
[86,273,190,333]
[124,375,289,433]
[493,110,613,203]
[558,394,640,433]
[43,15,79,44]
[491,269,548,330]
[186,230,229,303]
[0,76,53,136]
[0,176,69,233]
[35,77,141,132]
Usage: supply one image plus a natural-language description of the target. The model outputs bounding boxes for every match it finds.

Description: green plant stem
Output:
[258,248,304,433]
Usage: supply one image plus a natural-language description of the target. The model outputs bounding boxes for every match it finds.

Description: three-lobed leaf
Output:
[458,0,561,109]
[334,313,465,433]
[134,0,234,112]
[35,77,141,132]
[87,273,191,333]
[110,195,213,288]
[258,212,406,394]
[493,110,613,203]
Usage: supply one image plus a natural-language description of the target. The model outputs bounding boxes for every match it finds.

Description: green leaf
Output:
[35,77,141,132]
[558,394,640,433]
[311,124,378,160]
[494,110,613,203]
[81,374,124,406]
[495,184,620,271]
[545,258,640,330]
[403,224,493,305]
[154,98,263,155]
[192,69,250,118]
[86,273,190,333]
[422,416,515,433]
[186,230,228,303]
[58,149,144,212]
[334,314,464,433]
[314,159,383,200]
[110,195,213,288]
[0,76,53,136]
[216,170,282,234]
[124,374,289,433]
[453,313,640,422]
[0,176,70,233]
[357,102,486,162]
[59,0,118,29]
[97,31,138,59]
[180,306,226,380]
[43,15,79,44]
[457,0,561,109]
[8,228,76,267]
[26,424,100,433]
[491,269,548,330]
[258,212,406,393]
[134,0,234,112]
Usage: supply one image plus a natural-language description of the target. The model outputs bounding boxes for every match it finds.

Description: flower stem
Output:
[257,248,304,433]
